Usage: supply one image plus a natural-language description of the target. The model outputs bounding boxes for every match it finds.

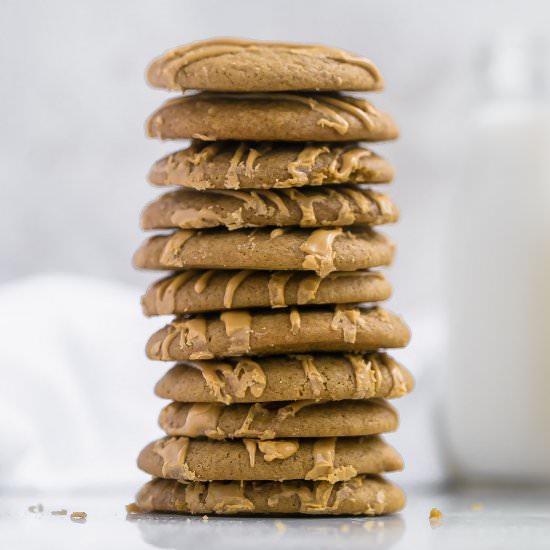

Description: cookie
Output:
[142,270,391,315]
[147,38,384,93]
[159,399,398,440]
[155,353,413,404]
[138,435,402,482]
[136,475,404,516]
[141,186,399,231]
[133,227,395,277]
[147,93,399,142]
[149,142,394,190]
[146,306,410,361]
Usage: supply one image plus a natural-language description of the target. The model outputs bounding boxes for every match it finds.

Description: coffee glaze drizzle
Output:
[345,354,380,398]
[292,355,327,397]
[152,271,197,311]
[268,271,294,307]
[225,143,248,188]
[203,483,254,513]
[300,228,343,277]
[172,403,226,438]
[289,307,301,335]
[330,306,367,344]
[243,439,300,467]
[220,311,252,355]
[388,361,408,397]
[283,188,327,226]
[191,359,266,404]
[224,270,253,308]
[305,438,357,483]
[150,317,213,360]
[152,437,196,480]
[296,274,323,304]
[194,270,216,293]
[159,230,196,266]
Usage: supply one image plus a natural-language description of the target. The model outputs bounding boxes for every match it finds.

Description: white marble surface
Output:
[1,484,549,550]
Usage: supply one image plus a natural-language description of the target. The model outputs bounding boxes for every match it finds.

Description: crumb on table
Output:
[429,507,443,520]
[51,509,68,516]
[471,502,484,512]
[70,511,88,521]
[275,520,286,534]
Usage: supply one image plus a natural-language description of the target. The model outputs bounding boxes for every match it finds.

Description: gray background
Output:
[1,0,548,317]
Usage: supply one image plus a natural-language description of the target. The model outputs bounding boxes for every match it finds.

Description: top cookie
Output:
[147,38,384,93]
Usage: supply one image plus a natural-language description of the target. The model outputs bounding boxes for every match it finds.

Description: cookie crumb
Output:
[51,509,67,516]
[471,502,483,512]
[202,514,209,521]
[429,507,443,529]
[339,524,350,533]
[275,520,286,534]
[28,504,44,513]
[126,503,142,514]
[70,512,87,522]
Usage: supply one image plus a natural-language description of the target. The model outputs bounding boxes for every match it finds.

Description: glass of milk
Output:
[445,32,550,481]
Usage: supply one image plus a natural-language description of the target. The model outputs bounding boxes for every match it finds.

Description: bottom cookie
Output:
[136,475,405,516]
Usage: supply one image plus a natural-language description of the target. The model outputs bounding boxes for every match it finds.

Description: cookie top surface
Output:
[155,352,414,404]
[147,38,384,93]
[138,435,402,482]
[133,227,395,277]
[146,306,410,361]
[159,399,398,440]
[149,142,394,189]
[136,475,405,516]
[141,186,399,232]
[147,93,399,142]
[142,270,391,316]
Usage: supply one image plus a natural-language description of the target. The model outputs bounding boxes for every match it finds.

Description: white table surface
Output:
[1,484,549,550]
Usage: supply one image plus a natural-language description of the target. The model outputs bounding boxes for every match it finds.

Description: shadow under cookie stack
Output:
[133,38,413,516]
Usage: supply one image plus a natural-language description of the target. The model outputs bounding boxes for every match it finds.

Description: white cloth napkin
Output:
[0,273,445,490]
[0,274,164,490]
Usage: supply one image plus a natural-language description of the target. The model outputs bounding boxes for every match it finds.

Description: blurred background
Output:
[1,0,549,491]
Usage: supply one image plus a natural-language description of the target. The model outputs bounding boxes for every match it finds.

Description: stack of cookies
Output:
[133,38,413,516]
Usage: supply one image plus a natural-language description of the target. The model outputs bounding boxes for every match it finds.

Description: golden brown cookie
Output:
[159,399,398,440]
[142,270,391,315]
[147,38,384,93]
[147,93,399,142]
[133,227,395,278]
[155,353,413,404]
[141,186,398,231]
[146,306,410,361]
[149,142,394,190]
[138,435,402,482]
[136,475,405,516]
